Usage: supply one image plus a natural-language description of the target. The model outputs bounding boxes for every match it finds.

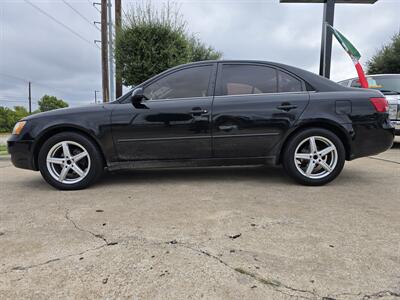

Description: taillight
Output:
[370,97,388,113]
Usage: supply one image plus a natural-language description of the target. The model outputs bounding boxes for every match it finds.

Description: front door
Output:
[212,63,310,158]
[111,64,216,161]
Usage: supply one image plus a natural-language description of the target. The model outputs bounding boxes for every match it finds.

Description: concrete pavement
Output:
[0,141,399,299]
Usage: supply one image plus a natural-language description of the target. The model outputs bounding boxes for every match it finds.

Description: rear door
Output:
[212,63,310,158]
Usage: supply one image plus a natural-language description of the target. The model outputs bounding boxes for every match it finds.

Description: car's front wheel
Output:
[282,128,345,186]
[38,132,104,190]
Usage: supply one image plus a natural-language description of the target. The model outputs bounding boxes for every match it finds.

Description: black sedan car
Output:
[8,60,394,190]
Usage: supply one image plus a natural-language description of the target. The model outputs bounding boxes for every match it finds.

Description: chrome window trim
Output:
[145,96,212,103]
[214,91,311,99]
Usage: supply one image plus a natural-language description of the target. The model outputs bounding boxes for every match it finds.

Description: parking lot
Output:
[0,138,399,300]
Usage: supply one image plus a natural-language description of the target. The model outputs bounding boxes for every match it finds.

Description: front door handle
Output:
[277,103,297,111]
[191,107,208,116]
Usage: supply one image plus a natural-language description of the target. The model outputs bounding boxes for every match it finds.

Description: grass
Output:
[0,144,8,156]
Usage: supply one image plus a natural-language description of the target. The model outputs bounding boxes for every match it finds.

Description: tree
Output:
[38,95,68,112]
[115,1,222,86]
[13,106,29,121]
[187,36,222,62]
[367,31,400,74]
[0,106,29,133]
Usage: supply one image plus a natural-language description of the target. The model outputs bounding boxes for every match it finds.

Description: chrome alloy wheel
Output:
[294,136,338,179]
[46,141,91,184]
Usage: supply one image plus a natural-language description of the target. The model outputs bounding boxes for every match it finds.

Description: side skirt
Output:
[107,156,277,171]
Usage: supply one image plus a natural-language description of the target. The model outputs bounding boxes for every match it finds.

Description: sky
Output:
[0,0,399,110]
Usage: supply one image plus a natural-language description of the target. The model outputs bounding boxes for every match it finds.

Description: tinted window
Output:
[338,80,349,87]
[144,66,212,100]
[368,76,400,93]
[278,71,303,92]
[220,65,277,96]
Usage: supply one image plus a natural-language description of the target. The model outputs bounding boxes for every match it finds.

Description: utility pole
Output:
[101,0,109,102]
[115,0,122,98]
[107,0,115,101]
[319,0,335,78]
[94,90,99,104]
[28,81,32,113]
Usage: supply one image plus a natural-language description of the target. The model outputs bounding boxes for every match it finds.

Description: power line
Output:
[23,0,99,50]
[61,0,100,32]
[0,99,38,104]
[0,73,73,97]
[0,72,29,83]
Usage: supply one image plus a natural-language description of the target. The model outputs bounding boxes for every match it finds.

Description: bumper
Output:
[393,120,400,135]
[349,121,395,160]
[7,137,37,171]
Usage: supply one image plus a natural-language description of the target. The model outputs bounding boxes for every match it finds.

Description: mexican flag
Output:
[327,24,369,88]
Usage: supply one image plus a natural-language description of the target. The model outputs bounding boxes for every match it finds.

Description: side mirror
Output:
[131,87,145,103]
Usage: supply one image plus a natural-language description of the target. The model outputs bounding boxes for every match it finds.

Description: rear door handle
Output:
[191,107,208,116]
[218,125,238,132]
[277,103,297,111]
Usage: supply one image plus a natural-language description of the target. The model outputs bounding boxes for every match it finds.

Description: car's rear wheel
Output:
[282,128,345,186]
[38,132,104,190]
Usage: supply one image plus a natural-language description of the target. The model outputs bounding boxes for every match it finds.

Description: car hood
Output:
[23,104,112,121]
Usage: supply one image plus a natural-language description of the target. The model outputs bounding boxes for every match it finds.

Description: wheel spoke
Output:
[319,146,335,157]
[72,151,88,162]
[71,164,84,177]
[305,161,316,175]
[295,153,311,160]
[59,166,70,181]
[47,157,64,164]
[62,142,71,158]
[309,137,317,153]
[318,160,332,172]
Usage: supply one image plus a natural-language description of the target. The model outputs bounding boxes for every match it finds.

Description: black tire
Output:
[282,128,345,186]
[38,132,104,190]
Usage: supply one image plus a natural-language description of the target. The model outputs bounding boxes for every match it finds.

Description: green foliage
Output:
[0,95,68,132]
[367,32,400,74]
[115,1,222,86]
[187,36,222,62]
[38,95,68,112]
[0,106,29,133]
[0,145,7,155]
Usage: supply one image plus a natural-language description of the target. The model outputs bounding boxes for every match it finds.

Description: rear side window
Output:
[278,71,303,92]
[220,65,277,96]
[144,65,212,100]
[338,80,350,87]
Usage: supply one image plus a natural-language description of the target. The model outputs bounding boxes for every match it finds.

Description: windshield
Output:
[367,75,400,94]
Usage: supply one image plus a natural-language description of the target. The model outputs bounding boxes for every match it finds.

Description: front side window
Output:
[144,66,212,100]
[278,71,303,92]
[220,65,277,96]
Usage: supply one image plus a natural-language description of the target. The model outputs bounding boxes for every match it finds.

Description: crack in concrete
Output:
[362,290,400,299]
[65,209,114,246]
[1,209,120,274]
[1,244,107,274]
[329,290,400,300]
[368,157,400,165]
[174,243,318,300]
[172,243,400,300]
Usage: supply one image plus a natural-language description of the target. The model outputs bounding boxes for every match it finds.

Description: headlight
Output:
[12,121,26,135]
